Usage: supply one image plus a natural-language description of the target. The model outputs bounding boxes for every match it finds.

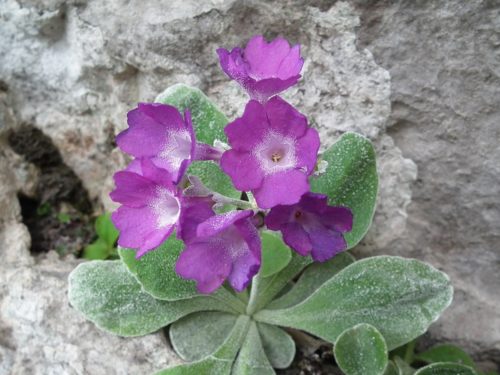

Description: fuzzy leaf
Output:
[170,311,238,362]
[68,261,234,337]
[95,213,119,247]
[119,238,246,313]
[187,161,240,200]
[251,252,313,313]
[155,83,228,145]
[232,322,275,375]
[334,323,388,375]
[414,363,477,375]
[119,235,198,300]
[267,252,355,309]
[257,323,295,369]
[311,132,378,248]
[415,344,475,368]
[255,256,453,350]
[260,231,292,278]
[156,315,250,375]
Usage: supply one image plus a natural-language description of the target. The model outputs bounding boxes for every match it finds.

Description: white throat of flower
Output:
[148,186,181,229]
[253,130,297,175]
[159,130,192,168]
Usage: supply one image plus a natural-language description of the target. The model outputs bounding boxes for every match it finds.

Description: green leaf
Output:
[83,238,110,260]
[169,311,238,362]
[311,132,378,248]
[95,213,119,247]
[334,323,388,375]
[260,231,292,278]
[118,238,246,313]
[257,323,295,369]
[57,212,72,224]
[414,363,477,375]
[68,261,235,337]
[187,160,240,201]
[232,322,275,375]
[251,252,313,313]
[384,361,402,375]
[155,315,250,375]
[255,256,453,350]
[155,83,228,145]
[119,237,246,312]
[267,252,355,310]
[415,344,475,368]
[119,235,198,301]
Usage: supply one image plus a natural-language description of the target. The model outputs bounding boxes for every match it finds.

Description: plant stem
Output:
[404,339,416,364]
[215,194,256,210]
[246,274,261,315]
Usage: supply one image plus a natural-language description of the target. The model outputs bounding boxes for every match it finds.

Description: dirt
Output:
[8,125,96,256]
[278,346,341,375]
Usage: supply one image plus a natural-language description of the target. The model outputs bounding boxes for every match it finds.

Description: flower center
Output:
[271,152,282,162]
[253,131,297,175]
[159,130,192,168]
[149,187,181,229]
[294,210,302,219]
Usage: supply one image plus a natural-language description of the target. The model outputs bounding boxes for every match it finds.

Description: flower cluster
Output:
[111,35,353,294]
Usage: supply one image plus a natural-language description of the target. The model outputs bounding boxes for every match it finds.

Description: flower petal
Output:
[196,210,254,238]
[244,35,292,79]
[322,206,354,233]
[265,96,308,138]
[296,127,321,175]
[110,171,155,208]
[175,240,232,294]
[138,102,185,130]
[220,149,264,191]
[281,222,312,256]
[277,44,304,79]
[308,228,347,262]
[117,109,166,157]
[112,206,175,258]
[224,100,268,151]
[264,204,295,230]
[253,169,309,209]
[177,196,215,243]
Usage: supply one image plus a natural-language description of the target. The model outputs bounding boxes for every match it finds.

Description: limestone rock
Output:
[355,0,500,362]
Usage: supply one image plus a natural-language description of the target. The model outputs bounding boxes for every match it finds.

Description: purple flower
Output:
[175,197,261,294]
[265,193,353,262]
[217,35,304,102]
[117,103,223,184]
[110,159,181,258]
[220,96,320,209]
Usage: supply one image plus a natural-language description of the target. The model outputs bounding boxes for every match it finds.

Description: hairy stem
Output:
[246,274,261,315]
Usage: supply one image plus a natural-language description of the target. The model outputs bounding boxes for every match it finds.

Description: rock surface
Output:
[0,0,498,373]
[354,0,500,366]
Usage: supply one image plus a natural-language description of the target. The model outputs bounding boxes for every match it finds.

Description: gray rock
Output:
[355,0,500,363]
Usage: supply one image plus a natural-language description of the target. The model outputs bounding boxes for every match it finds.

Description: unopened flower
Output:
[117,103,223,184]
[265,192,353,262]
[217,35,304,102]
[175,197,261,294]
[220,97,320,209]
[110,159,181,258]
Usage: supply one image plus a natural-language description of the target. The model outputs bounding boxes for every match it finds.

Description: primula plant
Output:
[67,36,469,375]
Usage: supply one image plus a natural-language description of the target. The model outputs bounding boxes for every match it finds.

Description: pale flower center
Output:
[148,186,181,229]
[159,130,192,168]
[253,131,297,175]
